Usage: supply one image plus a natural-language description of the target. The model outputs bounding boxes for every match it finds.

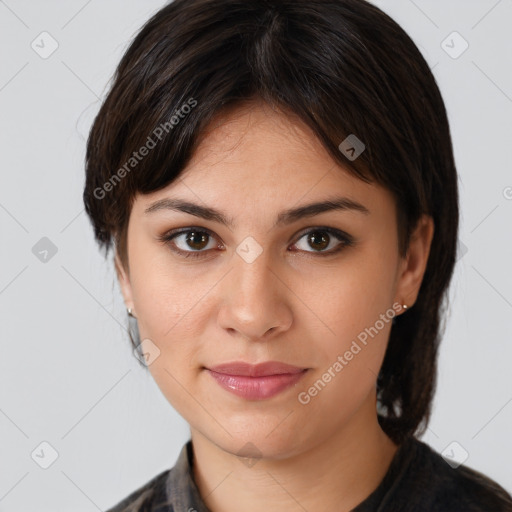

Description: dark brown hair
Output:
[83,0,459,445]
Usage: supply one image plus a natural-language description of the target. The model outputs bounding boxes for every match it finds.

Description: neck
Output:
[190,392,398,512]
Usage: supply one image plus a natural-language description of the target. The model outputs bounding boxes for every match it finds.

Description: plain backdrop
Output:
[1,0,511,510]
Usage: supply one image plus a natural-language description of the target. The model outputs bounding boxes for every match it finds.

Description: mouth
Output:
[204,361,309,400]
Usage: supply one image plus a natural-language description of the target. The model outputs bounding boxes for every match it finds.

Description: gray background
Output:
[1,0,511,510]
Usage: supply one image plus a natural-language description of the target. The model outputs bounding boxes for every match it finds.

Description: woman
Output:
[83,0,512,510]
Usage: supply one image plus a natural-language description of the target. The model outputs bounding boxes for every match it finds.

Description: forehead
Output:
[131,102,395,222]
[185,101,337,178]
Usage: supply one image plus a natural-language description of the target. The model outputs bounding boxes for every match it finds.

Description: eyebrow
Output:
[144,196,370,228]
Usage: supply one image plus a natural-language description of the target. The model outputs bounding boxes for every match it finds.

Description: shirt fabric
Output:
[106,435,512,511]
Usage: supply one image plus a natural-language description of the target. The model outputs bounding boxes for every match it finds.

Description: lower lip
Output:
[206,369,308,400]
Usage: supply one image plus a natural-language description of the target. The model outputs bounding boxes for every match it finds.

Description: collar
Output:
[163,441,211,512]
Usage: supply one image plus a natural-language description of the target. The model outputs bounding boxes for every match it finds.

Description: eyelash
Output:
[157,226,355,259]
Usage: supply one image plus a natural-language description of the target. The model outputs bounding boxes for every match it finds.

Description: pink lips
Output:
[205,361,308,400]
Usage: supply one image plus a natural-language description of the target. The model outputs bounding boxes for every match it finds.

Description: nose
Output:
[217,247,293,342]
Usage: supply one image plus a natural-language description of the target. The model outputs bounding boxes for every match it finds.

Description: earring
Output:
[393,303,409,326]
[127,307,142,350]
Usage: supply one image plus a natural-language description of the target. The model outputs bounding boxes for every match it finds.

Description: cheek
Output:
[130,259,209,418]
[301,248,398,391]
[128,243,202,337]
[297,288,394,421]
[127,246,219,380]
[310,254,397,339]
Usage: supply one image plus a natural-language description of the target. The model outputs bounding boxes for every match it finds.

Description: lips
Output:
[205,361,308,400]
[208,361,306,377]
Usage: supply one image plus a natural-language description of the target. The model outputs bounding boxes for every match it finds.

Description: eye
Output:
[158,227,221,259]
[158,226,354,259]
[290,227,354,256]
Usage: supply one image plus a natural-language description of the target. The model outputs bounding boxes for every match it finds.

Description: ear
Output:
[114,252,135,315]
[394,214,434,309]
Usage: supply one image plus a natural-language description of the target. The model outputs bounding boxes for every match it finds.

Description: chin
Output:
[208,427,309,463]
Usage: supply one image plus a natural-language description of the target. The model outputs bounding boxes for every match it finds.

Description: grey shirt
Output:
[106,436,512,511]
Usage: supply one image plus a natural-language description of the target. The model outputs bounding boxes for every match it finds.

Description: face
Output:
[116,101,432,459]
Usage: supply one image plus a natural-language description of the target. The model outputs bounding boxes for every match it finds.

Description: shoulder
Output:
[399,438,512,511]
[105,468,172,512]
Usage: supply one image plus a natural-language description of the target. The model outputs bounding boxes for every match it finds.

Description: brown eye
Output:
[159,228,221,259]
[292,228,353,255]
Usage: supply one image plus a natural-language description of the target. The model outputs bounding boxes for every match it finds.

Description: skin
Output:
[115,100,434,512]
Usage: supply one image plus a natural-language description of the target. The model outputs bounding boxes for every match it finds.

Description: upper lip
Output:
[207,361,307,377]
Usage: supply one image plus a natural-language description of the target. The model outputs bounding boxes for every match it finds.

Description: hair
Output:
[83,0,459,445]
